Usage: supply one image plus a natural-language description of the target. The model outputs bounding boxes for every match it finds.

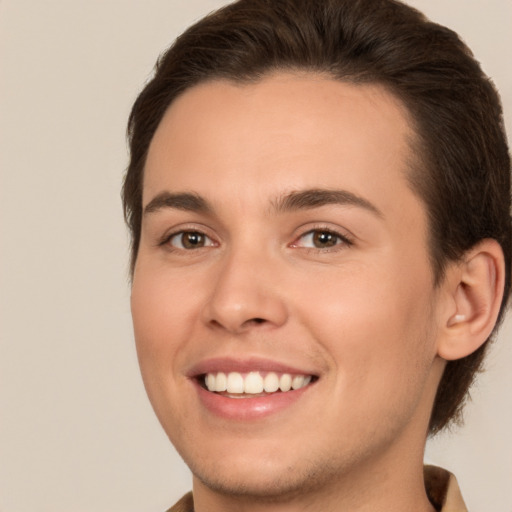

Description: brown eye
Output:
[294,229,349,250]
[312,231,338,248]
[169,231,213,249]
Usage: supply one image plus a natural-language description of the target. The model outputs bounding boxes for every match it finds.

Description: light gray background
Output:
[1,1,511,510]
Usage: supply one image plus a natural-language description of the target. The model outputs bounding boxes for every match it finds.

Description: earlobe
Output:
[437,239,505,361]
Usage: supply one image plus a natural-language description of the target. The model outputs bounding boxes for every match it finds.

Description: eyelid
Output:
[170,231,216,249]
[290,225,354,250]
[157,223,219,249]
[155,222,354,252]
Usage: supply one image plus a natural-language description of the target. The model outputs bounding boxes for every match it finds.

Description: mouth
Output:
[188,358,319,419]
[200,371,316,398]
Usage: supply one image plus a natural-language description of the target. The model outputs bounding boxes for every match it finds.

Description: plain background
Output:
[0,1,511,510]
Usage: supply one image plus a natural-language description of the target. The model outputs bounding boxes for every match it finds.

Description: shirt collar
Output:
[424,465,468,511]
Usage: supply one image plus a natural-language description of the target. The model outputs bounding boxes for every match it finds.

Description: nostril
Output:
[209,317,266,331]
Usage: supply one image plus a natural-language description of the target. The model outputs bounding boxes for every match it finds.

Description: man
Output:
[123,0,511,510]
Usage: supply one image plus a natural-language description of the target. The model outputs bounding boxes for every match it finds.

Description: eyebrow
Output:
[271,188,383,217]
[143,188,382,218]
[144,192,211,215]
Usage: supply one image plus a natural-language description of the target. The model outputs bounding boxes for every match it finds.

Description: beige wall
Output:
[0,1,510,510]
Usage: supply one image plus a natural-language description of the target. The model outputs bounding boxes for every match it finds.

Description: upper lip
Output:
[186,357,319,378]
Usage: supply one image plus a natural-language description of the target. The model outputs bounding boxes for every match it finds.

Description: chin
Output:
[192,462,321,501]
[182,441,346,502]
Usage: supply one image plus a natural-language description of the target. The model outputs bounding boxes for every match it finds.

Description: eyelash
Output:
[159,230,217,250]
[291,227,354,252]
[159,227,353,253]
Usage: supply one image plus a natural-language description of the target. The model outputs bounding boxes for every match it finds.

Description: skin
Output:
[131,72,457,512]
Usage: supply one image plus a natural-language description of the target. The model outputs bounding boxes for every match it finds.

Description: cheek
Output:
[130,265,199,378]
[295,259,437,389]
[130,266,205,432]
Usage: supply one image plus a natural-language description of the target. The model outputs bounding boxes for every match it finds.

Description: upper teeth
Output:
[204,371,312,394]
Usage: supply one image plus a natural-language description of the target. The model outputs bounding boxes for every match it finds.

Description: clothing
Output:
[424,465,467,511]
[166,465,467,512]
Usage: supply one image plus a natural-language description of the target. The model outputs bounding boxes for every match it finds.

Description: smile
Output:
[189,358,319,419]
[204,371,313,396]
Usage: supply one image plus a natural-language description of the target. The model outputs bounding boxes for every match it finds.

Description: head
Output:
[124,0,511,436]
[124,2,511,504]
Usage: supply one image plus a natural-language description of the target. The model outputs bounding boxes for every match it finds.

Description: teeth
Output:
[291,375,304,390]
[244,372,264,394]
[279,373,292,392]
[263,372,279,392]
[214,372,227,392]
[206,373,216,391]
[226,372,244,393]
[204,371,313,394]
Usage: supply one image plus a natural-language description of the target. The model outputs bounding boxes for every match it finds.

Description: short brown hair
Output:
[123,0,511,434]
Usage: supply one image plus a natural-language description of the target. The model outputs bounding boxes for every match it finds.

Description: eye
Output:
[167,231,215,250]
[293,229,351,249]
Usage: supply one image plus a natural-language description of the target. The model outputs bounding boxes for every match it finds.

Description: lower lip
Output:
[193,380,313,421]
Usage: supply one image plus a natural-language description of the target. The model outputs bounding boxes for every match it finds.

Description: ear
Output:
[437,239,505,361]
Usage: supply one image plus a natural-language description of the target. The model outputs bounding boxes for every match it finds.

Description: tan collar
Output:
[424,465,467,511]
[166,491,193,512]
[167,466,467,512]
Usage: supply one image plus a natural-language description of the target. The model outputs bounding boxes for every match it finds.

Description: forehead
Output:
[144,72,420,221]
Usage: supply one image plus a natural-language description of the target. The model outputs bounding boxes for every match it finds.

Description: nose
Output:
[201,247,288,334]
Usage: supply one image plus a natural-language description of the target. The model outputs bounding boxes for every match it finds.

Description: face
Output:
[131,73,446,500]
